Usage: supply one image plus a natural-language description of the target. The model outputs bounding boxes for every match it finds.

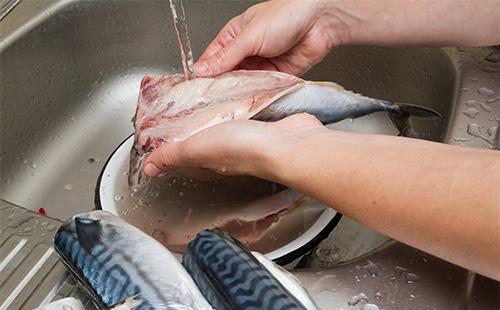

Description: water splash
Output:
[169,0,195,80]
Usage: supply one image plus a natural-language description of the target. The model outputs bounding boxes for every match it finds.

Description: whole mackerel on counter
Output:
[129,70,440,186]
[54,211,317,310]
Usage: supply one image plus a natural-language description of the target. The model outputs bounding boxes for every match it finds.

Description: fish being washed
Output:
[129,70,440,186]
[54,211,317,310]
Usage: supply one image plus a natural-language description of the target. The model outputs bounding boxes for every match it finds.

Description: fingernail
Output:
[194,61,209,76]
[143,163,161,177]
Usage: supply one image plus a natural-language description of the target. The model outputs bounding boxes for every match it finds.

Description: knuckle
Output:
[214,48,227,64]
[159,147,175,169]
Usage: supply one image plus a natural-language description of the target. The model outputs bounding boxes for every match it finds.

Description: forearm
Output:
[320,0,500,47]
[270,131,500,279]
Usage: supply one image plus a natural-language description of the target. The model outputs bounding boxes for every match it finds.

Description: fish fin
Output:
[392,102,442,119]
[388,114,420,138]
[384,102,441,138]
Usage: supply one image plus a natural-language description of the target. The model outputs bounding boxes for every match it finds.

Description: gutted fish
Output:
[129,70,440,186]
[182,229,317,309]
[54,211,212,310]
[54,211,317,310]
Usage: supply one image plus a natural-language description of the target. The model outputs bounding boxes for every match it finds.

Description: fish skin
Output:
[129,70,440,186]
[54,211,213,310]
[182,229,316,310]
[255,81,441,136]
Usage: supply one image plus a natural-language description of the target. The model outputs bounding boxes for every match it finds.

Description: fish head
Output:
[55,211,149,258]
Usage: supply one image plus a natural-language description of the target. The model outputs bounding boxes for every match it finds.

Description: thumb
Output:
[194,34,252,77]
[142,143,186,177]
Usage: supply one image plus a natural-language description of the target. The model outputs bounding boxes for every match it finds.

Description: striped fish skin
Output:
[182,229,314,310]
[54,211,212,310]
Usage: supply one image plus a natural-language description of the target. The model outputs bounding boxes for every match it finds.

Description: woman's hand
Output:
[193,0,348,77]
[142,113,328,181]
[194,0,499,79]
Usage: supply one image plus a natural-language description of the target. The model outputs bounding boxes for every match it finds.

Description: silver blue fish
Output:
[182,229,315,310]
[54,211,317,310]
[254,81,441,137]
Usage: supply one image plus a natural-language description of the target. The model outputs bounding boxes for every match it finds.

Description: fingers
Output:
[279,113,323,126]
[198,16,242,61]
[142,142,188,177]
[195,32,253,77]
[237,56,280,71]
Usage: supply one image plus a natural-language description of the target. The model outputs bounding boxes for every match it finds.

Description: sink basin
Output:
[0,0,460,219]
[0,0,498,309]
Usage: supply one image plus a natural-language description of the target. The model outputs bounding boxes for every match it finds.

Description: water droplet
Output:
[479,102,493,112]
[485,51,500,63]
[478,87,495,97]
[406,273,419,284]
[348,293,368,306]
[46,224,56,231]
[470,77,479,82]
[465,99,478,106]
[467,123,495,144]
[487,126,498,136]
[394,266,407,277]
[23,227,33,233]
[363,260,378,277]
[64,184,73,191]
[123,172,129,176]
[375,292,382,299]
[114,195,124,201]
[362,304,380,310]
[421,257,429,263]
[486,96,500,104]
[458,87,471,92]
[179,191,184,196]
[482,64,499,73]
[463,108,480,118]
[409,294,416,301]
[30,163,37,169]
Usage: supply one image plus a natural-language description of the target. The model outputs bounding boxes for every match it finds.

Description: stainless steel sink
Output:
[0,0,498,309]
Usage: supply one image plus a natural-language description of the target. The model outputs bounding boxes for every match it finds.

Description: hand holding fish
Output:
[134,0,500,283]
[143,113,325,180]
[194,0,337,76]
[195,0,499,77]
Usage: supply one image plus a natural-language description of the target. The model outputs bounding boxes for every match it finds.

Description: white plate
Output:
[95,135,341,264]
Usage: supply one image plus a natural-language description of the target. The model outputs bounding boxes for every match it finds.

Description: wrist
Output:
[313,0,365,47]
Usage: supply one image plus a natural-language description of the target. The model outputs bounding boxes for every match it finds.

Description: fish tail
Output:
[182,229,308,310]
[382,101,441,138]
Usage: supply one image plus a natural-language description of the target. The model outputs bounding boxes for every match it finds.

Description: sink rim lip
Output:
[93,133,343,266]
